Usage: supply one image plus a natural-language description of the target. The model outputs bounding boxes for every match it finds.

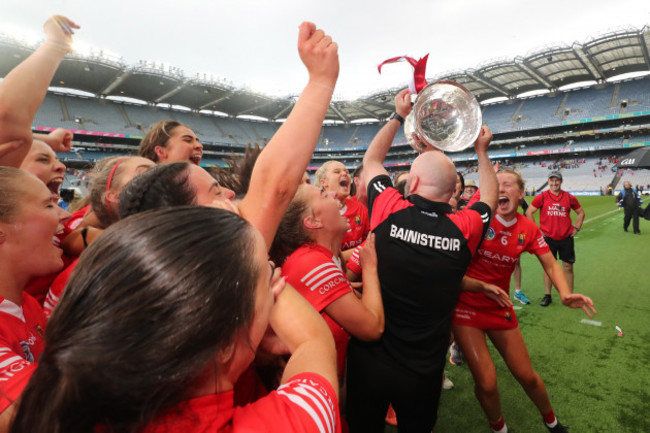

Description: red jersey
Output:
[531,190,581,240]
[43,258,79,319]
[282,244,354,379]
[143,373,340,433]
[0,293,46,412]
[460,214,549,308]
[340,197,369,251]
[345,240,365,276]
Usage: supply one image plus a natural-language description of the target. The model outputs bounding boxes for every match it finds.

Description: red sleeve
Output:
[569,194,582,211]
[44,258,79,319]
[366,175,412,231]
[283,249,353,312]
[448,201,492,253]
[234,373,340,433]
[345,241,364,276]
[531,193,544,208]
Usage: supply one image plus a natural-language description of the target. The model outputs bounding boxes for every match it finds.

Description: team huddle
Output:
[0,15,597,433]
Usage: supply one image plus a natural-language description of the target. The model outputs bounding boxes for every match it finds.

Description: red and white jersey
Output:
[340,197,370,251]
[345,240,365,276]
[282,244,353,379]
[143,373,340,433]
[43,258,79,319]
[460,214,549,309]
[0,293,46,412]
[531,190,582,240]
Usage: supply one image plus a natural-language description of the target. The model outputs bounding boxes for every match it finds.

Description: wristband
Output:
[389,112,404,125]
[574,226,580,232]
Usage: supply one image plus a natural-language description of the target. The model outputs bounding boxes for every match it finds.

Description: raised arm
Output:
[536,251,596,317]
[239,22,339,249]
[362,89,412,183]
[475,126,497,213]
[0,16,78,167]
[33,128,74,153]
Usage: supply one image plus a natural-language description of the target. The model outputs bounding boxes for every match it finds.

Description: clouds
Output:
[2,0,648,98]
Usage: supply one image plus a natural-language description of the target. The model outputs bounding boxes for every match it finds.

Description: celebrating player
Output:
[453,169,596,433]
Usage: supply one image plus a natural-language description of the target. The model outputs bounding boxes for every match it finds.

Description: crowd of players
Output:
[0,15,599,433]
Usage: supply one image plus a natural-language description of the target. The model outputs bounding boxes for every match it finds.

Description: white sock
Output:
[492,424,508,433]
[546,417,558,428]
[515,289,522,294]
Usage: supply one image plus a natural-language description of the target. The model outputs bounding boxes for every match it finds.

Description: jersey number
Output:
[501,236,508,246]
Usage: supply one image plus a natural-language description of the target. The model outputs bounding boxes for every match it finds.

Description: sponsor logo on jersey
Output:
[547,203,567,217]
[518,233,526,244]
[477,248,518,264]
[389,224,461,251]
[486,227,495,240]
[420,210,439,218]
[355,215,361,225]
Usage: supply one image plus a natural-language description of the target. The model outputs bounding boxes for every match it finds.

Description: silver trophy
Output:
[406,81,482,152]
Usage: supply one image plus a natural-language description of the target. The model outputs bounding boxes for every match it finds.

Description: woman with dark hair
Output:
[10,207,339,433]
[452,169,596,433]
[138,120,204,165]
[269,184,383,381]
[0,167,68,429]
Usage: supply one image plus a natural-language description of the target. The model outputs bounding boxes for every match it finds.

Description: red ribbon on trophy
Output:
[377,54,429,94]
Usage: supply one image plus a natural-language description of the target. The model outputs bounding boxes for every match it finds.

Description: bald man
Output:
[345,89,497,433]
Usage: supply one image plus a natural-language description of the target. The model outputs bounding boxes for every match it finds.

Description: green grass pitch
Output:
[385,196,650,433]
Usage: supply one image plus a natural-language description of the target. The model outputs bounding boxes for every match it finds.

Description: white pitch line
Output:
[583,209,619,225]
[513,306,523,310]
[580,319,602,326]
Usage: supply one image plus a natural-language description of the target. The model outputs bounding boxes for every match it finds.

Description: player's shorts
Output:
[452,302,518,330]
[544,236,575,264]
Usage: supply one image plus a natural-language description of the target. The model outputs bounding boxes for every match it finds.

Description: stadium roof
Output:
[1,26,650,123]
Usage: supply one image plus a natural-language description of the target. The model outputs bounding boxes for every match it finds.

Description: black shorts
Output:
[544,236,575,264]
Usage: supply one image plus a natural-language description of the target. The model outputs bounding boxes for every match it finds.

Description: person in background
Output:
[138,120,204,166]
[617,181,642,234]
[316,160,370,251]
[526,171,585,307]
[463,179,478,202]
